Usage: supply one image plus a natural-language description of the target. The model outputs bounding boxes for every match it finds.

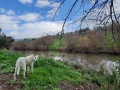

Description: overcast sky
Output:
[0,0,120,39]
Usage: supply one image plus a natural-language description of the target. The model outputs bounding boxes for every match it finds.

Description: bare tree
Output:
[54,0,120,31]
[54,0,120,50]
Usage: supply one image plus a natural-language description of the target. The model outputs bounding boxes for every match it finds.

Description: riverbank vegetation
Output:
[11,26,120,55]
[0,49,120,90]
[0,34,14,49]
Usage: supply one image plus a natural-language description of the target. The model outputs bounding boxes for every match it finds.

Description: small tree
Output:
[0,35,14,49]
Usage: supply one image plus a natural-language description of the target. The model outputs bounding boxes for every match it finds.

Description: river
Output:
[20,51,119,75]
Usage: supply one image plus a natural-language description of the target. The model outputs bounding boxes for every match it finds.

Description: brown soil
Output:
[57,81,99,90]
[0,73,21,90]
[0,73,99,90]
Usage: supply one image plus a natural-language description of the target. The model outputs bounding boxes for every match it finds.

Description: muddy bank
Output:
[13,48,120,56]
[60,47,120,55]
[57,81,99,90]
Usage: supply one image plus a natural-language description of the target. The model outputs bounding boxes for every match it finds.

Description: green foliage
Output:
[105,33,115,48]
[91,76,107,86]
[0,35,14,49]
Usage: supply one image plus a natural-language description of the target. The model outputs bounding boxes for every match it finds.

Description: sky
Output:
[0,0,64,39]
[0,0,120,39]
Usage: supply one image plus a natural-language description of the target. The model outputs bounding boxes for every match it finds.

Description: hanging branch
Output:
[63,0,99,29]
[113,5,120,29]
[59,0,78,45]
[52,0,65,21]
[109,0,117,51]
[80,0,98,22]
[52,0,120,49]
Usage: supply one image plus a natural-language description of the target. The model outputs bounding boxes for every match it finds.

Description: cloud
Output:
[9,21,63,39]
[51,2,60,8]
[6,10,15,15]
[0,8,5,13]
[0,14,19,31]
[0,15,63,39]
[0,8,15,15]
[0,8,63,39]
[46,8,57,18]
[35,0,50,8]
[18,13,43,22]
[19,0,32,4]
[114,0,120,14]
[35,0,60,18]
[21,21,62,32]
[46,2,60,18]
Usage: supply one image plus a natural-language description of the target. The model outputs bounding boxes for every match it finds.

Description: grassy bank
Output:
[0,49,82,90]
[0,49,120,90]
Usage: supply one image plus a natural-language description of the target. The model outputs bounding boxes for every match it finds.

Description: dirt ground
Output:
[0,73,99,90]
[0,73,22,90]
[57,81,99,90]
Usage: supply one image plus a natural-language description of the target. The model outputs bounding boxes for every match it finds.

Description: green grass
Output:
[0,49,24,73]
[48,38,65,50]
[0,49,82,90]
[22,58,82,90]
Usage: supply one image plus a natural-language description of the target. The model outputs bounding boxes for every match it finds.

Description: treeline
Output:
[63,30,113,53]
[12,36,54,51]
[62,25,120,54]
[11,25,120,54]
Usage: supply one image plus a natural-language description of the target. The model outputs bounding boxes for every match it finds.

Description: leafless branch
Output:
[59,0,78,45]
[52,0,65,21]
